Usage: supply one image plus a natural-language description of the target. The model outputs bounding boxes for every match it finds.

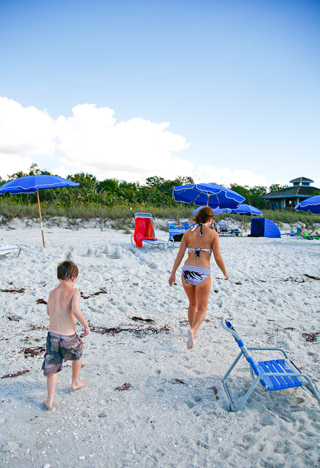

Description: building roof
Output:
[260,185,319,200]
[289,177,314,184]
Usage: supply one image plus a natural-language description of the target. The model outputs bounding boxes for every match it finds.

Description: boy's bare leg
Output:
[44,373,57,409]
[71,359,85,390]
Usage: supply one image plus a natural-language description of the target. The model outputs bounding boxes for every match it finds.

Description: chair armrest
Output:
[247,347,289,359]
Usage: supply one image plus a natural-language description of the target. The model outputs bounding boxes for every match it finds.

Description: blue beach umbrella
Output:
[0,175,80,247]
[231,204,262,216]
[295,195,320,215]
[192,206,232,215]
[173,183,245,209]
[230,203,263,231]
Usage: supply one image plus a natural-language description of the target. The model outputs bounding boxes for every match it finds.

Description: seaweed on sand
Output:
[0,288,25,293]
[115,382,132,391]
[302,332,319,343]
[1,370,30,379]
[23,346,46,357]
[131,316,155,323]
[90,324,169,335]
[81,288,108,299]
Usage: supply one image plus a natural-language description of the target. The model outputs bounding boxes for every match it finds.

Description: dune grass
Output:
[0,201,319,228]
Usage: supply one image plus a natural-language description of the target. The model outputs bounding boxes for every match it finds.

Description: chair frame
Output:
[222,318,320,412]
[296,227,319,240]
[218,221,240,237]
[0,239,21,257]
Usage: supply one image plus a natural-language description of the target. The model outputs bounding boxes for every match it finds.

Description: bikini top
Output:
[188,247,212,258]
[188,223,213,258]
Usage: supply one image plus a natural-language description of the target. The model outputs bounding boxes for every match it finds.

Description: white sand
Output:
[0,218,319,468]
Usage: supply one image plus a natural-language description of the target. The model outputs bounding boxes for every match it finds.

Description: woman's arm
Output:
[212,232,230,280]
[168,235,187,286]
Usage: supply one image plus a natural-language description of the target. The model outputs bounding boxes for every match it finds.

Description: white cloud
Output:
[0,97,56,158]
[51,166,70,179]
[0,97,271,188]
[196,166,269,188]
[0,154,34,180]
[0,97,56,180]
[0,99,192,182]
[55,104,190,179]
[313,177,320,189]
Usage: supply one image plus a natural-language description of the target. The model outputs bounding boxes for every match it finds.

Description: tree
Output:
[230,184,268,209]
[268,184,288,193]
[230,184,251,202]
[97,179,119,193]
[145,176,165,188]
[6,163,52,182]
[68,173,97,190]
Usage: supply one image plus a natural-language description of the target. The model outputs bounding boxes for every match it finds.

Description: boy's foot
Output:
[43,398,54,409]
[187,329,194,349]
[71,379,85,391]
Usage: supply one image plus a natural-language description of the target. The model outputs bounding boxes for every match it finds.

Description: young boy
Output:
[42,260,90,409]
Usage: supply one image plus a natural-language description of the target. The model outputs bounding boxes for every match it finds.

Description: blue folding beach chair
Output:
[167,220,185,247]
[180,218,191,230]
[222,318,320,412]
[218,221,240,237]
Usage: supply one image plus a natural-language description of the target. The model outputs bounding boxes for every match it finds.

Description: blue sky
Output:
[0,0,319,189]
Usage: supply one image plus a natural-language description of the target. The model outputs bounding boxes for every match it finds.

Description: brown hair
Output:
[57,260,79,280]
[194,206,214,224]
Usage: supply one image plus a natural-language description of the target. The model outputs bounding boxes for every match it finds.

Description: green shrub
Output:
[1,200,319,227]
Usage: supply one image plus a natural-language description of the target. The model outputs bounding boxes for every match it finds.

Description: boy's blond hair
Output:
[57,260,79,281]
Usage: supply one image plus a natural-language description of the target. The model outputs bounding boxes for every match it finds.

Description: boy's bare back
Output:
[47,281,82,335]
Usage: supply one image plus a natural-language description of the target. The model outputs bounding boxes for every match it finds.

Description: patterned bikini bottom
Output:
[181,264,211,286]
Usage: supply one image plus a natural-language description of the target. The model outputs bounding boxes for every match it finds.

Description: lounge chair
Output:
[0,239,21,257]
[167,220,185,247]
[180,219,191,230]
[218,221,240,237]
[221,318,320,412]
[284,230,299,237]
[131,213,170,250]
[297,227,319,240]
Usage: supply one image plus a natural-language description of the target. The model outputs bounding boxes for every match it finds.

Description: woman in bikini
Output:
[301,223,320,236]
[168,206,230,349]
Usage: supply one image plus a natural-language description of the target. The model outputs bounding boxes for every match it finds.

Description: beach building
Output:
[260,177,320,210]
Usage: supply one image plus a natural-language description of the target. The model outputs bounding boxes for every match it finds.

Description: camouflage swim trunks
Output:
[42,332,83,377]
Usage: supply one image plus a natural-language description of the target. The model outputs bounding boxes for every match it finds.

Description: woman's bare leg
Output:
[182,276,211,347]
[182,280,197,327]
[183,286,197,328]
[192,276,211,338]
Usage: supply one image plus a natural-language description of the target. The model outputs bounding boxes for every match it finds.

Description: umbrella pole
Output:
[36,189,45,248]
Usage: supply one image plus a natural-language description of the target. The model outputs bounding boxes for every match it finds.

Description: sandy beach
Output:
[0,218,319,468]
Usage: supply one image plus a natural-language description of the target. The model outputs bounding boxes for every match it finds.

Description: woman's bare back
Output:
[184,225,217,268]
